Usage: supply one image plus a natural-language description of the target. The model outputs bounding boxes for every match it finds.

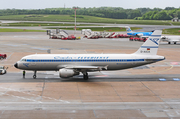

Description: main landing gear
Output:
[33,71,37,79]
[83,72,88,80]
[168,42,177,44]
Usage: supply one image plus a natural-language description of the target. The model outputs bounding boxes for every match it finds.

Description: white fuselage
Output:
[161,36,180,43]
[16,54,165,71]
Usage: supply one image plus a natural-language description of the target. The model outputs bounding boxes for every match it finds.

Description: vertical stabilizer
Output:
[134,30,162,55]
[125,26,132,32]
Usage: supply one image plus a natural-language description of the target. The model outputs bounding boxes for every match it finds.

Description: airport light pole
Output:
[73,7,78,36]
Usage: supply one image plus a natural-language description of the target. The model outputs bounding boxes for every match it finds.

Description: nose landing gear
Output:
[33,71,37,79]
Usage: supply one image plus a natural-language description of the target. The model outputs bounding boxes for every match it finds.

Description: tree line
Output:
[0,7,179,20]
[139,7,180,20]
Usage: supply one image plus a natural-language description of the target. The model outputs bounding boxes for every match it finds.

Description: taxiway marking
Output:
[159,78,166,81]
[0,87,70,103]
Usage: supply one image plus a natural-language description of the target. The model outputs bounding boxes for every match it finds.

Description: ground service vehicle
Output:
[0,66,7,75]
[0,54,7,59]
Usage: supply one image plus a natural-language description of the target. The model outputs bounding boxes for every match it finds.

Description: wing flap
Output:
[65,65,108,71]
[68,66,98,69]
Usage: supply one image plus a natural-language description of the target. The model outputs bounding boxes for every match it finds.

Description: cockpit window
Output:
[20,59,27,62]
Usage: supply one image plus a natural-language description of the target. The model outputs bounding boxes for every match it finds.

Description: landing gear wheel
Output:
[83,73,88,80]
[33,75,36,79]
[174,42,177,44]
[168,42,171,44]
[33,71,37,79]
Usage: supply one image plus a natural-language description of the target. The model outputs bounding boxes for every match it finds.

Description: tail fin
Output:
[134,30,162,55]
[125,26,132,32]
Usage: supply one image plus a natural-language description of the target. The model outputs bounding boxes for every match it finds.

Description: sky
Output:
[0,0,180,9]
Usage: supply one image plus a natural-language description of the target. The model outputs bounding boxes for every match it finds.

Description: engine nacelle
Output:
[59,68,79,78]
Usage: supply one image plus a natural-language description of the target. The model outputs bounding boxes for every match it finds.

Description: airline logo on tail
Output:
[149,38,160,45]
[134,30,162,55]
[127,28,132,32]
[125,27,132,32]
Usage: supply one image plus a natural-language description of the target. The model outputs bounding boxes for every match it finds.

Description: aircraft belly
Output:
[107,63,132,70]
[107,62,151,70]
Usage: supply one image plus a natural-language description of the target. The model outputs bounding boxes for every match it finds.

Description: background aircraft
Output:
[126,26,154,37]
[161,36,180,44]
[14,30,164,80]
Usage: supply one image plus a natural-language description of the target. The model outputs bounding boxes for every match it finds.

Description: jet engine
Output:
[59,68,79,78]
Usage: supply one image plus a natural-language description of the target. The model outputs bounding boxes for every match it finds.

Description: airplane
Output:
[14,30,165,80]
[125,26,154,37]
[161,35,180,44]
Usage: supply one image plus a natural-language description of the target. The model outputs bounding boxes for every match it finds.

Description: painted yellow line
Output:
[129,62,174,75]
[156,64,174,73]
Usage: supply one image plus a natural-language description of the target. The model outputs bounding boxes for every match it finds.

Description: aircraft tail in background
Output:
[125,26,132,32]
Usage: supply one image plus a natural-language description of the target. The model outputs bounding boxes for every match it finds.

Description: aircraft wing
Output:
[65,65,108,71]
[140,36,149,38]
[136,33,143,37]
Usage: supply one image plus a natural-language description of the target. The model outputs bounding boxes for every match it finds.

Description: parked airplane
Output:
[161,36,180,44]
[126,26,154,37]
[14,30,165,80]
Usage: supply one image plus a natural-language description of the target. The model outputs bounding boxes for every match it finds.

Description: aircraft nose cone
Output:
[14,63,18,68]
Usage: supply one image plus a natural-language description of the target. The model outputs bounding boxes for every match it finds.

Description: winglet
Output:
[133,30,162,55]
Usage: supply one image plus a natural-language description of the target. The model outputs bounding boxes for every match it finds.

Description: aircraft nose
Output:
[14,63,18,68]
